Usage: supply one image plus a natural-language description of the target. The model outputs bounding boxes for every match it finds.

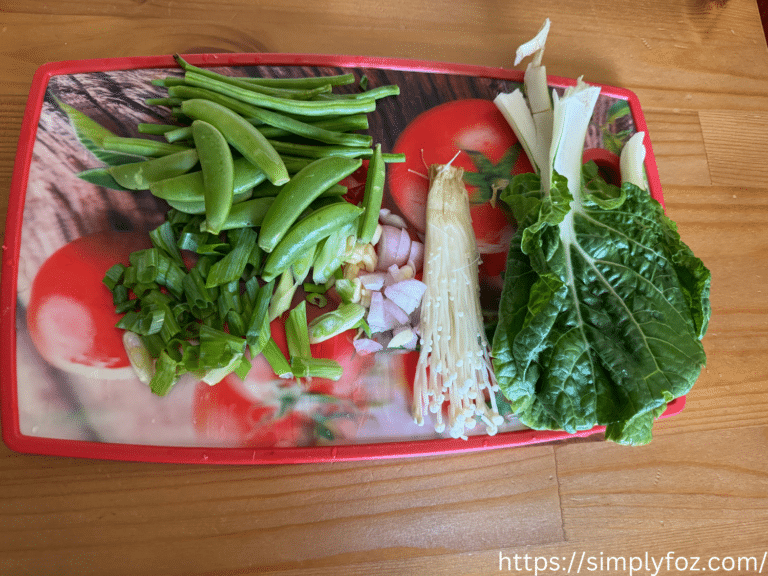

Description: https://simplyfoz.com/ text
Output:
[498,550,768,575]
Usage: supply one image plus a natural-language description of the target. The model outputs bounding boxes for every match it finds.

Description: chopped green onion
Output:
[103,263,126,291]
[262,338,292,378]
[204,227,258,288]
[290,357,343,381]
[150,351,179,396]
[306,292,328,308]
[246,279,273,356]
[269,270,298,321]
[308,302,366,344]
[286,300,311,360]
[303,282,327,294]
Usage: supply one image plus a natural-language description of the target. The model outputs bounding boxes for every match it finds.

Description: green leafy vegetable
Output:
[492,19,711,445]
[492,161,710,446]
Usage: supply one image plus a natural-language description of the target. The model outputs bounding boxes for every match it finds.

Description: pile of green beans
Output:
[105,54,403,232]
[99,56,403,395]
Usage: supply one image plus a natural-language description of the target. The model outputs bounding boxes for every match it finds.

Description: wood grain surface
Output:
[2,0,768,574]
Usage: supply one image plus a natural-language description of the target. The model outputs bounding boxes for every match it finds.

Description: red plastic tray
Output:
[0,54,679,464]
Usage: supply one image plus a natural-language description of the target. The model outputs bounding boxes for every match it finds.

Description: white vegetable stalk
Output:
[494,19,601,200]
[620,131,649,191]
[550,78,602,206]
[494,18,554,187]
[413,162,503,439]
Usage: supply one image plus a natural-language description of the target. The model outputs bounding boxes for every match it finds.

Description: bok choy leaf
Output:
[491,20,711,445]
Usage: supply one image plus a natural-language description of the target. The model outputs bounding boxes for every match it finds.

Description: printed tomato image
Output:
[387,98,534,275]
[193,312,375,447]
[26,230,151,379]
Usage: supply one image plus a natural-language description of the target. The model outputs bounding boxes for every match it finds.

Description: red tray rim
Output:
[0,52,670,464]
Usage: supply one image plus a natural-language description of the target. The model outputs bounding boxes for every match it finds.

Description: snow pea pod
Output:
[107,148,199,190]
[165,187,253,215]
[258,156,362,253]
[267,140,373,159]
[215,197,274,230]
[180,98,289,185]
[261,201,363,282]
[101,135,191,157]
[192,120,234,235]
[149,157,266,203]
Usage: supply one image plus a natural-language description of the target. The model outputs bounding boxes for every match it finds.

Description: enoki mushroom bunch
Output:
[413,163,504,439]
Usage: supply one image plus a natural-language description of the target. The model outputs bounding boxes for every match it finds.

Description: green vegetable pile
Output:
[492,164,710,446]
[491,20,711,446]
[63,56,401,395]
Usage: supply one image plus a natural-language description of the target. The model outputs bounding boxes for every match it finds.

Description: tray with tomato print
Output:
[0,54,682,464]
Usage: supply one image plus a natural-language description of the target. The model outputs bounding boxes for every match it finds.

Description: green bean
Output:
[382,152,406,163]
[192,120,234,235]
[172,54,355,89]
[310,195,346,211]
[171,83,371,145]
[214,197,273,230]
[138,123,181,135]
[240,106,372,148]
[180,98,289,185]
[248,107,372,147]
[107,148,200,190]
[184,71,377,117]
[254,115,368,140]
[267,140,373,159]
[164,125,193,143]
[101,135,191,157]
[169,84,371,147]
[316,84,401,101]
[146,97,183,107]
[250,181,347,199]
[258,156,362,253]
[152,76,186,87]
[261,201,363,281]
[358,143,385,243]
[281,155,315,173]
[174,55,331,100]
[238,72,356,89]
[150,156,266,203]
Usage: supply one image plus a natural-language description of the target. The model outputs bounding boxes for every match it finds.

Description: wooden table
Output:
[2,1,767,574]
